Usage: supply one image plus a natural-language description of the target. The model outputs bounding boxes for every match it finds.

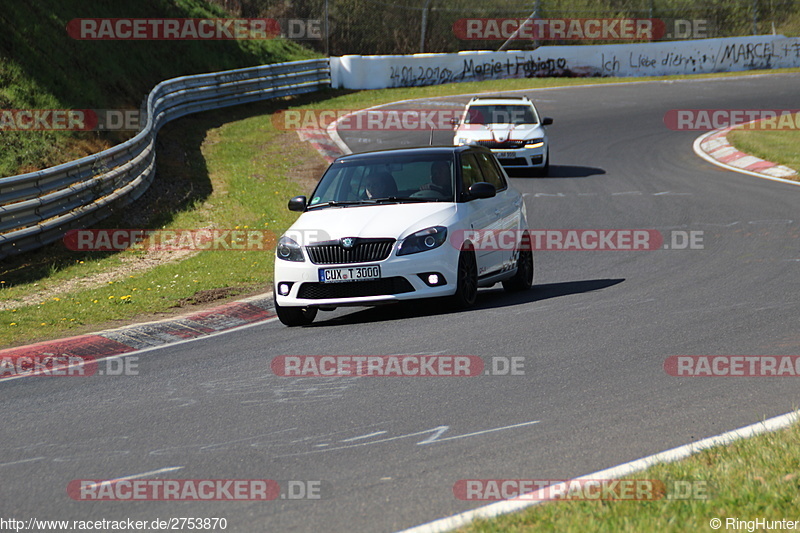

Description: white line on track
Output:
[81,466,185,490]
[396,409,800,533]
[0,304,280,384]
[0,457,45,468]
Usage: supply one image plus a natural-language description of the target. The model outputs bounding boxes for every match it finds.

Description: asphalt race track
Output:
[2,74,799,532]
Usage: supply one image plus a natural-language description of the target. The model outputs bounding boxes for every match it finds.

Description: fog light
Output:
[278,283,291,296]
[417,273,446,286]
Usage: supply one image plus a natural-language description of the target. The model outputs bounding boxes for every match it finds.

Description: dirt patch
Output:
[286,151,328,194]
[0,248,199,312]
[174,286,242,307]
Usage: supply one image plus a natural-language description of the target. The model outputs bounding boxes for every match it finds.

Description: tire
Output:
[532,148,550,177]
[452,248,478,308]
[502,239,534,292]
[275,297,317,326]
[541,148,550,176]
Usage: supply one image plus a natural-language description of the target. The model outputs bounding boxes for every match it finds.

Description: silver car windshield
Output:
[464,105,538,125]
[308,155,456,208]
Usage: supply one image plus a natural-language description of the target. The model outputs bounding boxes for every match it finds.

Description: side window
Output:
[475,152,507,190]
[460,153,483,192]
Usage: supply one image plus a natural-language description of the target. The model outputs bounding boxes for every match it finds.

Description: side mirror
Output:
[450,117,460,126]
[288,196,307,212]
[468,182,496,199]
[542,117,553,126]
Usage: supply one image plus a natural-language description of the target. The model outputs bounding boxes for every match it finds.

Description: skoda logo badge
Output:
[341,238,355,249]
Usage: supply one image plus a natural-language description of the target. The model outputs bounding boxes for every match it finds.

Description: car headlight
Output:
[276,236,304,262]
[524,138,544,148]
[397,226,448,256]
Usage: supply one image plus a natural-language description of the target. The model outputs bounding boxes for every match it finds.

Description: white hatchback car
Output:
[453,96,552,176]
[273,146,533,326]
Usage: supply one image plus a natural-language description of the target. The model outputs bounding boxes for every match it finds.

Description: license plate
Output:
[495,151,515,159]
[319,265,381,283]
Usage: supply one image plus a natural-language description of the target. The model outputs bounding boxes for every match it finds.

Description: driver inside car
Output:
[419,161,452,195]
[363,172,398,199]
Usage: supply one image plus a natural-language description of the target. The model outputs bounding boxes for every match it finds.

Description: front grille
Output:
[498,158,529,166]
[307,239,395,265]
[297,277,415,300]
[477,140,525,149]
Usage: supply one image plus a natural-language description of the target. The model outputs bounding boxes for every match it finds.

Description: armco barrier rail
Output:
[0,58,330,259]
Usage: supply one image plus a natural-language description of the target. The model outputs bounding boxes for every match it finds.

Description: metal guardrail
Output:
[0,58,330,259]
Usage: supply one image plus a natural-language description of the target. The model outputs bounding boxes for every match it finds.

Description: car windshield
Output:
[464,104,538,125]
[307,154,456,208]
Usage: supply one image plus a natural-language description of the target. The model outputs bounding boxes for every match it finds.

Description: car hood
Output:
[286,203,458,245]
[458,123,544,143]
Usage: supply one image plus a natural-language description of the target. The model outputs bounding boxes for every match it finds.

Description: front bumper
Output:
[274,245,458,308]
[492,146,546,168]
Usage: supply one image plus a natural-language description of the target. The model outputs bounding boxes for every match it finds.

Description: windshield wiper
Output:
[373,197,431,203]
[307,200,369,209]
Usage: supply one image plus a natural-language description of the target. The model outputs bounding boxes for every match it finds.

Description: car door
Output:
[474,151,523,273]
[458,152,504,277]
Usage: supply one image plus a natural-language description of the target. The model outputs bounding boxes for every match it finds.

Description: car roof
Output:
[331,145,492,163]
[466,97,535,107]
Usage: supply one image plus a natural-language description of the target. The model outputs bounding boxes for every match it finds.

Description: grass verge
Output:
[0,96,325,348]
[2,67,800,348]
[458,418,800,533]
[726,128,800,181]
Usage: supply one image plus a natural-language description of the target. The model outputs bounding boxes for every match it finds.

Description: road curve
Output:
[1,74,799,532]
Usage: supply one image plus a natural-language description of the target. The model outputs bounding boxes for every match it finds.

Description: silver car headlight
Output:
[397,226,448,256]
[276,236,304,262]
[524,138,544,148]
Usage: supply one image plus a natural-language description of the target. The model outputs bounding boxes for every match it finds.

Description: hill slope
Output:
[0,0,318,177]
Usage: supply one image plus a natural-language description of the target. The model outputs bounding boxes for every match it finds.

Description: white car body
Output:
[273,146,533,326]
[453,96,552,175]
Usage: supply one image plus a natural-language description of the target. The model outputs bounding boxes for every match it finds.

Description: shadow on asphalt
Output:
[305,278,625,327]
[506,164,606,179]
